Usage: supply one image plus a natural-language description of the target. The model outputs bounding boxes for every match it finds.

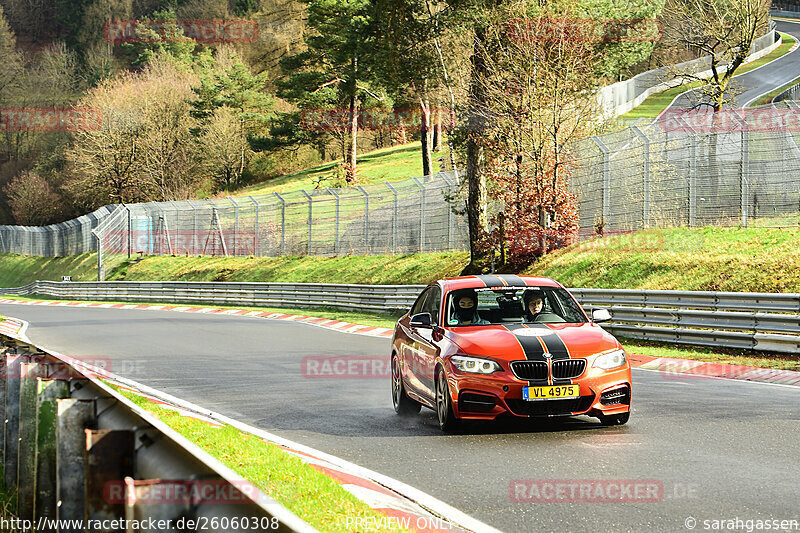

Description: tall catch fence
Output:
[0,205,120,257]
[571,101,800,237]
[93,171,468,279]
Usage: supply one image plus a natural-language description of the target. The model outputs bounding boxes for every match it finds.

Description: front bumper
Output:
[447,361,632,420]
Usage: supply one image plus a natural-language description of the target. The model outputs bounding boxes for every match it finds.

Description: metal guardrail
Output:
[0,317,317,532]
[3,282,800,354]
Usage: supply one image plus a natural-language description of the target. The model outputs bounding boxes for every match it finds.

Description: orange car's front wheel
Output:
[436,369,459,432]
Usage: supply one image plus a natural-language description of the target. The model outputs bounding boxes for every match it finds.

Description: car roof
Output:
[436,275,563,292]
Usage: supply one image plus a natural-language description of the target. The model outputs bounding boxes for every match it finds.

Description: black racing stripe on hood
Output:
[538,327,570,360]
[499,274,525,286]
[474,274,505,287]
[504,324,547,362]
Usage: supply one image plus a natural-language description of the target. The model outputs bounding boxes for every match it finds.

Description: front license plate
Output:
[523,385,579,401]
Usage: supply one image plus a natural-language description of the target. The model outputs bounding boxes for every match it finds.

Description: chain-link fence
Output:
[93,170,468,279]
[0,205,120,257]
[571,102,800,237]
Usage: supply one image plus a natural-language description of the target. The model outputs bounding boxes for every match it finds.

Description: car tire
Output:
[436,369,459,432]
[392,354,421,416]
[598,411,630,426]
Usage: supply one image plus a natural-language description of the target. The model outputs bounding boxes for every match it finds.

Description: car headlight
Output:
[592,349,626,370]
[451,355,502,374]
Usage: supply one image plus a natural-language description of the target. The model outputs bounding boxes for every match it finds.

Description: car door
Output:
[401,287,433,399]
[409,285,442,401]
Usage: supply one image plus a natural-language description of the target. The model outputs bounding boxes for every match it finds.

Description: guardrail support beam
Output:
[18,362,41,520]
[35,379,70,522]
[56,398,94,529]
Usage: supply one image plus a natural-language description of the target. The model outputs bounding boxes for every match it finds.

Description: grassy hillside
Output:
[236,143,443,196]
[524,226,800,293]
[0,253,99,287]
[109,252,468,285]
[3,226,800,292]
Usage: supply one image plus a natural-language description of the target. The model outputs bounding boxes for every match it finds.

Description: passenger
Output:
[452,291,489,325]
[524,293,545,322]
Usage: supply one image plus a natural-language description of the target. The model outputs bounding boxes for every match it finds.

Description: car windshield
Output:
[445,287,587,327]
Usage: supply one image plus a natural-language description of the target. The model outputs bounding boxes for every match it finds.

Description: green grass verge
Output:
[0,253,100,287]
[524,226,800,293]
[236,143,442,196]
[620,33,797,120]
[107,252,469,285]
[112,386,411,533]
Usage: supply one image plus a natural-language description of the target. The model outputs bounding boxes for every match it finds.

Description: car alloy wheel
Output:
[436,369,458,431]
[392,354,420,415]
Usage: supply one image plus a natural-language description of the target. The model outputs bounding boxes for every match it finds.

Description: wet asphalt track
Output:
[1,303,798,533]
[669,20,800,110]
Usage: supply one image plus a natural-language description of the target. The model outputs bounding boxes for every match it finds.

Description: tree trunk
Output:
[347,84,358,183]
[419,97,433,177]
[432,105,441,152]
[464,25,488,271]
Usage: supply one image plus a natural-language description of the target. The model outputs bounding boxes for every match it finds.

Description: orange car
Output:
[391,275,631,431]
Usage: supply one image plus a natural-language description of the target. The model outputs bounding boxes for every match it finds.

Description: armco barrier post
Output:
[56,398,94,530]
[35,379,70,522]
[18,362,41,520]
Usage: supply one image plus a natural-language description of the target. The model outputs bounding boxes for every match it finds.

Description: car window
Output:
[411,287,433,316]
[421,286,441,324]
[445,286,587,326]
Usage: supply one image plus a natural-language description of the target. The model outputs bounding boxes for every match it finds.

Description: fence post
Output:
[591,136,611,226]
[631,126,650,229]
[274,192,286,255]
[123,204,131,258]
[440,172,455,248]
[248,196,260,256]
[300,190,312,255]
[385,182,398,253]
[227,197,239,256]
[205,199,228,257]
[411,177,426,252]
[187,199,200,255]
[326,188,341,255]
[356,186,370,253]
[680,119,698,227]
[741,127,750,227]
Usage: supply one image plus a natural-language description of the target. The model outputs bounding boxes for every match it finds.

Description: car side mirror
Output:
[592,308,612,323]
[410,312,433,328]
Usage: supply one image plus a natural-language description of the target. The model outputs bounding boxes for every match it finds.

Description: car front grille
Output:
[510,361,548,381]
[506,396,594,416]
[552,359,586,379]
[510,359,586,381]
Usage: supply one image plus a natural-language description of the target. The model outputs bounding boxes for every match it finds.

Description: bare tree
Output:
[662,0,771,110]
[476,4,602,265]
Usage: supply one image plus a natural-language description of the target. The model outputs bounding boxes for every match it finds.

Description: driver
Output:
[451,291,489,325]
[523,292,545,322]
